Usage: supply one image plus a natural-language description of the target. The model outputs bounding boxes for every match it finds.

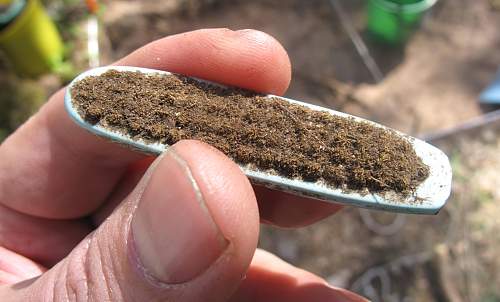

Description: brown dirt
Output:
[72,70,429,195]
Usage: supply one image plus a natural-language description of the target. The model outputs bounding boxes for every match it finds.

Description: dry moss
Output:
[71,70,429,195]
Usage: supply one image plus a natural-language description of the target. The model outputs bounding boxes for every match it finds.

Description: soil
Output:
[72,70,429,195]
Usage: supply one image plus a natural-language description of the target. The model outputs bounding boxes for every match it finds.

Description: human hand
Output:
[0,29,368,302]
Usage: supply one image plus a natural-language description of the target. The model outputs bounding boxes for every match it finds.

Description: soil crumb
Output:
[71,70,429,196]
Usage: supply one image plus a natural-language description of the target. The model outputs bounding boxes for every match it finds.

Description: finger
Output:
[0,204,91,266]
[0,140,260,301]
[117,28,291,95]
[230,249,368,302]
[0,247,45,285]
[255,186,343,227]
[0,28,292,219]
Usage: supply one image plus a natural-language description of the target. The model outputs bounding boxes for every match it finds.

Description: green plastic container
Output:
[367,0,437,44]
[0,0,64,77]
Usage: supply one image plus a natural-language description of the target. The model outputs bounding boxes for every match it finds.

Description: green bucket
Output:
[0,0,64,77]
[367,0,437,44]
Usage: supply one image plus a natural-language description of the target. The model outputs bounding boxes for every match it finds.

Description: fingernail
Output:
[236,29,254,34]
[328,285,371,302]
[236,29,271,44]
[130,150,228,284]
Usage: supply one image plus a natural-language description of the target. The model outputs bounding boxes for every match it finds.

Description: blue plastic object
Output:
[480,69,500,104]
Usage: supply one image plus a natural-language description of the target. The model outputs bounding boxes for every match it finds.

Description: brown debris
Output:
[71,70,429,196]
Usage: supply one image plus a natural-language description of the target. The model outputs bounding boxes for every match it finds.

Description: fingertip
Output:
[119,28,291,95]
[232,29,292,94]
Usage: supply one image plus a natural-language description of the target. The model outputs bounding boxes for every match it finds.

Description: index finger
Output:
[117,29,291,95]
[0,29,291,218]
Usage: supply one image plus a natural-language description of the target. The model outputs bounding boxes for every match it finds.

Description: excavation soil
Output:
[72,70,429,196]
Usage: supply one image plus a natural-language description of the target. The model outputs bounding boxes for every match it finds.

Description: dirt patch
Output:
[72,70,429,195]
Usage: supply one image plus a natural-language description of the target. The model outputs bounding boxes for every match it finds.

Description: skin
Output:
[0,29,368,302]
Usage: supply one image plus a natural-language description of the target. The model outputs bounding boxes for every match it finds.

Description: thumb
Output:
[2,140,259,302]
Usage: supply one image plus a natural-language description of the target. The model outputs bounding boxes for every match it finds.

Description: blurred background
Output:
[1,0,500,301]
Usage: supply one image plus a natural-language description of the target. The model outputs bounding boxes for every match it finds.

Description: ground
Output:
[1,0,500,301]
